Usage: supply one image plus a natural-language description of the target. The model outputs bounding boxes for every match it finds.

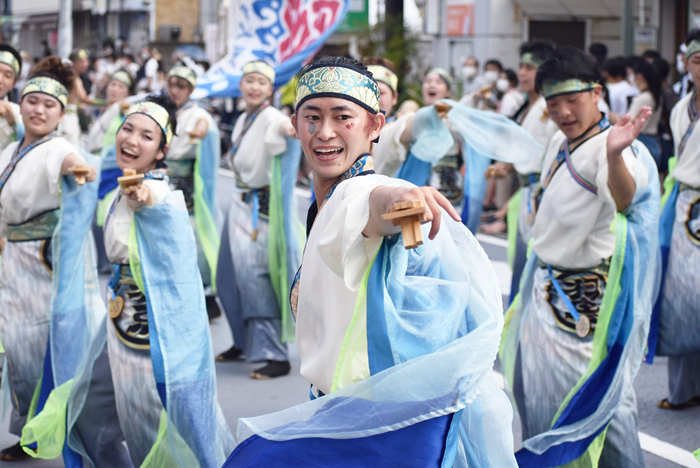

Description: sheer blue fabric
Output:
[394,100,542,232]
[21,151,106,465]
[646,181,678,361]
[229,202,516,467]
[133,192,234,467]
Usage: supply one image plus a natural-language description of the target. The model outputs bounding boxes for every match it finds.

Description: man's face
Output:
[292,97,383,189]
[686,53,700,90]
[545,87,602,140]
[517,63,537,94]
[0,62,16,98]
[377,81,397,116]
[74,57,89,74]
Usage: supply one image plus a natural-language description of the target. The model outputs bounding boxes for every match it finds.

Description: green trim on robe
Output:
[507,188,522,269]
[193,151,220,290]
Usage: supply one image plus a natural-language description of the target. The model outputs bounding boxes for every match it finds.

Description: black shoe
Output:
[0,442,31,461]
[206,295,222,320]
[250,360,291,379]
[216,346,245,362]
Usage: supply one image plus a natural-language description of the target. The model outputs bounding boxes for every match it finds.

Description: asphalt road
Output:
[0,172,696,467]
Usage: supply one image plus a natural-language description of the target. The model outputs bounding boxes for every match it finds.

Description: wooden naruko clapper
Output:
[118,168,144,194]
[381,200,428,249]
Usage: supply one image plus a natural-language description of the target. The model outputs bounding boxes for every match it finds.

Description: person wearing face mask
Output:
[215,61,301,380]
[0,44,25,152]
[461,56,485,96]
[647,29,700,414]
[374,67,542,232]
[497,69,525,118]
[500,47,658,468]
[222,55,518,468]
[102,94,234,466]
[463,59,504,111]
[673,43,695,101]
[0,57,132,466]
[164,65,221,318]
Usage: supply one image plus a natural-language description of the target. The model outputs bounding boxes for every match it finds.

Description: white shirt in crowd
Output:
[606,80,638,115]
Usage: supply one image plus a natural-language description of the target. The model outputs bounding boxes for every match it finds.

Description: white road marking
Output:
[490,261,512,296]
[477,232,509,248]
[638,432,699,468]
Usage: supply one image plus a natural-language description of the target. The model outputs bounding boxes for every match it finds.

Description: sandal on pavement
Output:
[0,442,31,461]
[216,346,245,362]
[657,396,700,410]
[250,360,291,379]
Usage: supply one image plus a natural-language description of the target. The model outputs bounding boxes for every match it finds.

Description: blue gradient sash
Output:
[131,191,234,467]
[21,150,106,465]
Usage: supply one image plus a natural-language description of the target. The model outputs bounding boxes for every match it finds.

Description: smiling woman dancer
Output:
[0,57,131,466]
[102,93,233,467]
[215,60,302,380]
[222,56,517,468]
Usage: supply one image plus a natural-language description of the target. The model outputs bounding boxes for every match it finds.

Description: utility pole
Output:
[58,0,73,58]
[384,0,405,71]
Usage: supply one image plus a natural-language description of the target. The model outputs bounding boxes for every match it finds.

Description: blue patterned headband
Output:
[295,63,380,114]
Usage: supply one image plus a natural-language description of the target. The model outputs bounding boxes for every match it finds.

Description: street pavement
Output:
[0,172,696,467]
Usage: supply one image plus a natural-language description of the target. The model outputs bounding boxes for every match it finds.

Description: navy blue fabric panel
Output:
[223,413,453,468]
[395,152,431,187]
[515,423,608,468]
[98,168,121,199]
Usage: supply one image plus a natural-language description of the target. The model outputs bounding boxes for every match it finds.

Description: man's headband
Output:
[22,76,68,108]
[0,51,20,77]
[111,70,133,88]
[427,68,453,87]
[686,40,700,60]
[295,63,380,114]
[520,53,544,69]
[124,101,173,145]
[242,61,275,85]
[367,65,398,94]
[542,79,597,100]
[168,66,197,88]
